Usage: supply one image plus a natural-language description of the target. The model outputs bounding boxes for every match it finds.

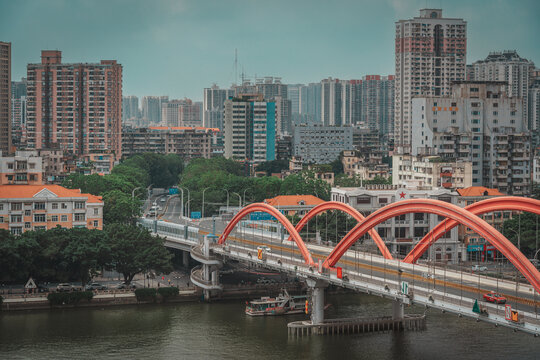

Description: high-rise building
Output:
[293,124,354,164]
[299,83,322,123]
[411,81,530,195]
[321,78,344,126]
[203,85,234,129]
[287,84,302,115]
[122,95,139,124]
[469,51,535,127]
[530,71,540,145]
[223,94,276,164]
[361,75,395,137]
[26,51,123,160]
[395,9,467,154]
[0,41,11,154]
[142,95,168,124]
[11,77,27,146]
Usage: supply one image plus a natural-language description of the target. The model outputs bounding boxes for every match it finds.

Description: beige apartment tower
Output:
[26,51,123,160]
[0,42,11,155]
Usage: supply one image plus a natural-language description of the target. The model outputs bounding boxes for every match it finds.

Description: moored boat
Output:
[245,289,308,316]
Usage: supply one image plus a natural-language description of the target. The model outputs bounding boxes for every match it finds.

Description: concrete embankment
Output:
[0,283,305,312]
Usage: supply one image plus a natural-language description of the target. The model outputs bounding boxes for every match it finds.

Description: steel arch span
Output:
[323,199,540,294]
[404,197,540,264]
[294,201,393,260]
[218,203,316,266]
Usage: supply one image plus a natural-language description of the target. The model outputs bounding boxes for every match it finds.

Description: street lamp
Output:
[185,199,193,219]
[506,227,521,252]
[243,188,250,207]
[181,187,190,218]
[202,187,210,219]
[224,189,230,212]
[232,192,242,208]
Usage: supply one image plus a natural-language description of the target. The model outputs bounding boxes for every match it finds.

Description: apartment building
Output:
[0,150,43,185]
[26,50,123,160]
[293,124,353,164]
[331,185,462,262]
[203,85,234,129]
[223,94,276,164]
[392,154,473,190]
[361,75,395,137]
[395,9,467,153]
[411,81,530,195]
[469,50,535,127]
[0,41,11,154]
[0,184,103,234]
[122,126,218,160]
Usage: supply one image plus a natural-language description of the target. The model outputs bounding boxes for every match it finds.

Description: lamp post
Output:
[202,187,210,219]
[181,187,190,218]
[185,199,193,219]
[178,188,184,220]
[506,227,521,253]
[232,192,242,208]
[243,188,250,207]
[225,189,230,212]
[131,187,141,217]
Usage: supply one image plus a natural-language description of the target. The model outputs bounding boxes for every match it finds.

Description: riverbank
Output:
[0,283,305,312]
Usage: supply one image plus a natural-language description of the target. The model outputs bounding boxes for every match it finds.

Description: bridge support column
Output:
[393,300,404,320]
[182,251,189,267]
[306,278,329,325]
[190,235,223,302]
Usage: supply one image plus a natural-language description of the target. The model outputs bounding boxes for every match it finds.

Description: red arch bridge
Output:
[139,196,540,336]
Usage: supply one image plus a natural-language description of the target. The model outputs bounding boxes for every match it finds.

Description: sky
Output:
[1,0,539,101]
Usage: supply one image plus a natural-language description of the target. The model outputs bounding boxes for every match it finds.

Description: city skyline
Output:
[1,0,539,100]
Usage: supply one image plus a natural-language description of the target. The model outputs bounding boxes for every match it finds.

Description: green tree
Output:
[255,160,289,176]
[502,213,540,258]
[102,190,142,225]
[62,228,111,286]
[280,170,330,200]
[105,224,173,284]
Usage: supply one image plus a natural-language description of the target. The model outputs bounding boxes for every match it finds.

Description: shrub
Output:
[157,286,179,301]
[134,288,157,302]
[47,291,94,306]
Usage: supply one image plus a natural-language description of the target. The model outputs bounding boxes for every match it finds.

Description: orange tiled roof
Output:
[456,186,505,197]
[264,195,325,207]
[0,185,103,203]
[148,126,220,132]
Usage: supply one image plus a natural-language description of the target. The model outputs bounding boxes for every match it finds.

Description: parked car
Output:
[56,283,73,292]
[37,284,49,293]
[115,282,137,290]
[472,265,488,272]
[85,283,107,291]
[483,292,507,304]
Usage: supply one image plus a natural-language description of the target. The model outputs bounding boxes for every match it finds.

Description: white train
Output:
[139,218,199,242]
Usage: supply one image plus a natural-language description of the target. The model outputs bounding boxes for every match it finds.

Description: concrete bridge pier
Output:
[306,278,329,325]
[190,235,223,301]
[393,300,405,330]
[182,250,189,267]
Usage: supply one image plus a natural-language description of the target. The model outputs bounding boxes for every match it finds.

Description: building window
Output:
[0,216,3,223]
[62,203,68,209]
[74,213,85,222]
[52,203,58,209]
[34,214,46,222]
[75,202,85,209]
[34,202,45,210]
[61,215,68,222]
[51,215,58,222]
[10,227,22,235]
[11,203,22,211]
[0,204,3,210]
[11,215,22,223]
[356,197,371,204]
[93,220,99,227]
[93,208,99,215]
[25,210,31,216]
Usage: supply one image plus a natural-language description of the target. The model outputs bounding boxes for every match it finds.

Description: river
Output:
[1,293,539,359]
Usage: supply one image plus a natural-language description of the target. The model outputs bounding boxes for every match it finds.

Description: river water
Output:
[1,293,539,359]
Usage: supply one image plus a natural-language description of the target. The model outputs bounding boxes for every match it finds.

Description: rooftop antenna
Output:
[234,48,238,86]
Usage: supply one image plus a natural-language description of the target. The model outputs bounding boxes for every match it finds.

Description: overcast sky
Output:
[1,0,539,101]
